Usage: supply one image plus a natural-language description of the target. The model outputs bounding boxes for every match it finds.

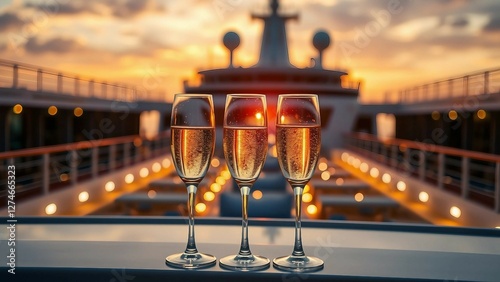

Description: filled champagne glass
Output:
[166,94,217,269]
[273,94,324,272]
[219,94,270,271]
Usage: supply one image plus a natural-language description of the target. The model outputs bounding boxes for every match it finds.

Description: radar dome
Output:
[223,31,240,51]
[312,30,331,52]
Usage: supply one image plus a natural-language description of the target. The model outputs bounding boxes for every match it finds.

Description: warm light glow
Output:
[477,109,486,120]
[280,115,285,123]
[216,176,226,185]
[78,191,89,203]
[328,167,336,174]
[396,181,406,192]
[321,171,331,181]
[347,156,354,165]
[303,184,311,193]
[306,204,318,215]
[74,107,83,117]
[269,145,278,157]
[152,162,161,173]
[268,133,276,144]
[195,203,207,213]
[252,190,263,200]
[431,111,440,120]
[148,190,157,199]
[419,191,429,203]
[360,163,369,173]
[496,226,500,229]
[59,173,69,182]
[105,181,115,192]
[13,104,23,114]
[382,173,392,184]
[211,158,220,167]
[204,191,216,201]
[341,152,348,162]
[450,206,461,218]
[255,112,262,119]
[448,110,458,120]
[318,162,328,171]
[370,167,380,178]
[210,183,222,193]
[353,158,361,168]
[162,158,171,168]
[354,192,364,202]
[125,173,134,184]
[45,203,57,215]
[221,170,231,180]
[139,167,149,178]
[133,138,142,147]
[48,105,58,115]
[303,193,313,203]
[336,178,344,185]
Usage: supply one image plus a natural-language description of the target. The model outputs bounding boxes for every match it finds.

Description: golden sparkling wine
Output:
[276,124,321,184]
[223,126,267,185]
[171,126,215,183]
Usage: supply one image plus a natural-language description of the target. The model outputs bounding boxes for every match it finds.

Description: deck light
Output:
[210,183,222,193]
[48,106,58,115]
[252,190,263,200]
[306,204,318,215]
[396,181,406,191]
[431,111,440,120]
[13,104,23,114]
[140,168,149,178]
[450,206,461,218]
[162,158,171,168]
[303,193,313,203]
[304,184,311,193]
[216,176,226,185]
[382,173,392,184]
[354,193,364,202]
[318,162,328,171]
[221,170,232,180]
[125,173,134,184]
[45,203,57,215]
[211,158,220,167]
[74,107,83,117]
[341,152,348,162]
[448,110,458,120]
[78,191,89,203]
[477,109,486,120]
[419,191,429,203]
[321,171,331,181]
[105,181,115,192]
[152,162,161,173]
[147,190,157,199]
[336,178,344,185]
[360,163,369,173]
[195,203,207,213]
[370,167,379,178]
[353,158,361,168]
[204,191,216,202]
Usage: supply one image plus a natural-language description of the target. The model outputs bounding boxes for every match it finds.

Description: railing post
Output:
[109,144,116,171]
[448,79,453,98]
[37,69,43,92]
[89,80,94,97]
[91,147,98,178]
[484,71,489,96]
[70,150,78,185]
[57,73,63,93]
[102,82,107,99]
[419,150,426,181]
[461,157,469,199]
[43,154,50,194]
[12,64,18,88]
[124,142,131,166]
[404,148,410,173]
[438,153,444,189]
[74,76,79,96]
[391,145,398,168]
[135,141,142,163]
[434,82,439,100]
[463,75,469,97]
[495,162,500,213]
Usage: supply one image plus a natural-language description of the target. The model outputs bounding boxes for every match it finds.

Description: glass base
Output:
[273,255,324,272]
[219,254,270,271]
[166,252,216,269]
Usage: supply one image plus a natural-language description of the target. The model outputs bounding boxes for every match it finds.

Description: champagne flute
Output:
[166,94,217,269]
[273,94,324,272]
[219,94,270,271]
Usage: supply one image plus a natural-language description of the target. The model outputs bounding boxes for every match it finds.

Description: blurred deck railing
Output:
[0,59,166,102]
[0,132,170,207]
[344,133,500,213]
[384,67,500,104]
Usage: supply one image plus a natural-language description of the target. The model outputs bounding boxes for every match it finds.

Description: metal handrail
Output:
[383,67,500,104]
[345,133,500,213]
[0,59,166,102]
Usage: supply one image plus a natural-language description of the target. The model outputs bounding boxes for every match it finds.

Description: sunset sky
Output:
[1,0,499,102]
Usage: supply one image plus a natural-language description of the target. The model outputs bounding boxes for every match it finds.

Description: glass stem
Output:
[238,186,252,257]
[292,186,305,257]
[185,184,198,254]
